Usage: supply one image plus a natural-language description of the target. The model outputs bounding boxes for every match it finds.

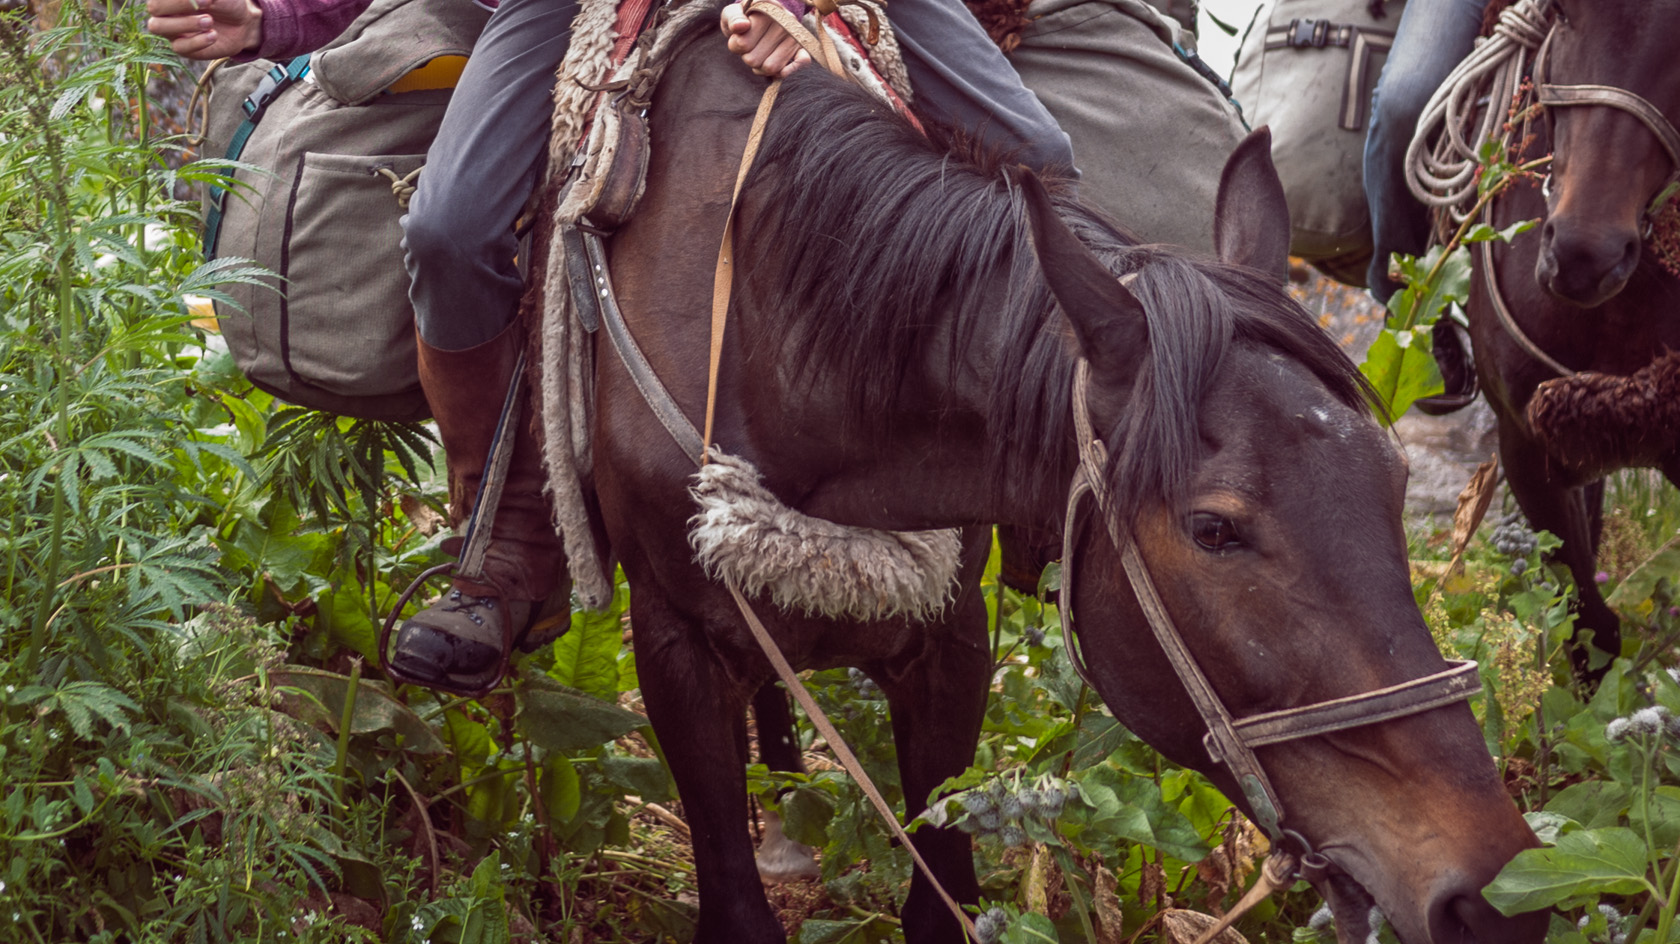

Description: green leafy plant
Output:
[1360,139,1544,420]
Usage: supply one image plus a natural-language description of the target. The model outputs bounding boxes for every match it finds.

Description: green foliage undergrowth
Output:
[4,5,1680,944]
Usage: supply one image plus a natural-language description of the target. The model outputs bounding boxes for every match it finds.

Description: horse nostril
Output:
[1427,887,1548,944]
[1431,894,1479,943]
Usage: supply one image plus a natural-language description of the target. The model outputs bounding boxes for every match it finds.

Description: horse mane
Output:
[739,68,1372,524]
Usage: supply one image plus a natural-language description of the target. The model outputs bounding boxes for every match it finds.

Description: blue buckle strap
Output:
[203,54,312,259]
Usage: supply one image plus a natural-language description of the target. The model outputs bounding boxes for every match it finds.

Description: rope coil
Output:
[1404,0,1554,218]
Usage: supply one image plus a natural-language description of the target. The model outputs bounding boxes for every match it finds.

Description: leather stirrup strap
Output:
[458,349,528,580]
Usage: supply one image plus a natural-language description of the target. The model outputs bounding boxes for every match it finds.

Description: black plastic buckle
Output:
[242,56,309,121]
[1289,18,1331,47]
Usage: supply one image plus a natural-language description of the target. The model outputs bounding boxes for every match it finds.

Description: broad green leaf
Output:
[271,665,445,754]
[1629,786,1680,852]
[1359,328,1445,421]
[797,916,896,944]
[780,784,838,847]
[443,708,494,772]
[541,756,581,825]
[1463,218,1538,243]
[1483,827,1651,915]
[517,678,646,753]
[1546,781,1629,830]
[600,755,671,803]
[1073,765,1209,862]
[1606,543,1680,616]
[461,852,511,944]
[316,581,378,662]
[1000,911,1060,943]
[547,598,625,703]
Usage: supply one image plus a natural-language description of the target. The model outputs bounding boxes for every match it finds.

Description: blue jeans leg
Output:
[1363,0,1485,300]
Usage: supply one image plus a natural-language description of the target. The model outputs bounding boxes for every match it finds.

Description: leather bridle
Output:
[1532,23,1680,230]
[1478,15,1680,379]
[1056,355,1483,851]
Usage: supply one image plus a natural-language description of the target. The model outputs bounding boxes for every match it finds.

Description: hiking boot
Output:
[1414,317,1479,416]
[388,318,568,695]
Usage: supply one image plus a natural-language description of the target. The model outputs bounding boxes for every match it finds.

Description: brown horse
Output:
[1467,0,1680,670]
[575,18,1544,943]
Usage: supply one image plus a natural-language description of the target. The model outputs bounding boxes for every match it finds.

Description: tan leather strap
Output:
[458,350,528,580]
[740,0,848,78]
[703,78,782,463]
[696,48,974,934]
[728,583,979,939]
[1230,659,1482,747]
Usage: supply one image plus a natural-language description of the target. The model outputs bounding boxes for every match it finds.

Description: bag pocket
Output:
[278,150,424,399]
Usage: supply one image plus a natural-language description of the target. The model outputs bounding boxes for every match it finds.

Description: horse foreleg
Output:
[634,595,786,943]
[1498,419,1622,676]
[876,545,993,943]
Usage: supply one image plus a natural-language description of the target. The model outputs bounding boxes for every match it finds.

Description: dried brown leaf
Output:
[1160,909,1250,944]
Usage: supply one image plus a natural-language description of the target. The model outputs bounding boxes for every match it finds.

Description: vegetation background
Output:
[3,3,1679,942]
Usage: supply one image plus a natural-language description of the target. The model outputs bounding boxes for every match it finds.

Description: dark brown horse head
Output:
[1536,0,1680,306]
[1023,132,1545,944]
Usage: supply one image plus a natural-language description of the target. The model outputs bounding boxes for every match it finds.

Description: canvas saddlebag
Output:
[200,0,488,420]
[1230,0,1402,285]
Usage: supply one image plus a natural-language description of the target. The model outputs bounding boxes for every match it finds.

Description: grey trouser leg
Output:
[1362,0,1485,299]
[889,0,1076,175]
[404,0,579,351]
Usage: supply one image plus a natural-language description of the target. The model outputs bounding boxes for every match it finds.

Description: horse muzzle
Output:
[1318,851,1549,944]
[1537,214,1642,307]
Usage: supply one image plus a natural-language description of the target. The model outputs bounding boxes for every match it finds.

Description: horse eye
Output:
[1190,512,1242,551]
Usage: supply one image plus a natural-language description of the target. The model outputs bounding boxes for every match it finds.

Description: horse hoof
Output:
[756,811,821,883]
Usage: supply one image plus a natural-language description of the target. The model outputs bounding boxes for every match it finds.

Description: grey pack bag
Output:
[1230,0,1402,285]
[1003,0,1247,257]
[201,0,488,420]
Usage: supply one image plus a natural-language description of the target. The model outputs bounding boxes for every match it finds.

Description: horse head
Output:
[1023,131,1546,944]
[1535,0,1680,307]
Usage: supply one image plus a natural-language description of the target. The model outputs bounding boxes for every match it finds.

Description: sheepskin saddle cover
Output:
[689,452,962,623]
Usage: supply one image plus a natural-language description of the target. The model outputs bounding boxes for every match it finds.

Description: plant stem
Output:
[333,657,362,817]
[1396,155,1554,332]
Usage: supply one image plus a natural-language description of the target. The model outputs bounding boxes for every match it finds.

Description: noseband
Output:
[1533,20,1680,226]
[1057,357,1482,848]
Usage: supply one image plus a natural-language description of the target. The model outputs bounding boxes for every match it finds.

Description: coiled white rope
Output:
[1404,0,1554,219]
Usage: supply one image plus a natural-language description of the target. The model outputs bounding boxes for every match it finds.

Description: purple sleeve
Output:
[249,0,376,60]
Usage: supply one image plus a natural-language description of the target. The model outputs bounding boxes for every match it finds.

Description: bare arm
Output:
[718,2,811,77]
[147,0,372,61]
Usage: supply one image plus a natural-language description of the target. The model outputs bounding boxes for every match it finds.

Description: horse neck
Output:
[729,250,1079,533]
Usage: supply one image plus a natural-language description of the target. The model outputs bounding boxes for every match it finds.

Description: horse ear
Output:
[1213,127,1291,280]
[1019,169,1148,389]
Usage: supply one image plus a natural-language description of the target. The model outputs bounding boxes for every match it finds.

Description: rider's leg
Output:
[392,0,578,690]
[1364,0,1486,412]
[886,0,1076,176]
[1363,0,1486,301]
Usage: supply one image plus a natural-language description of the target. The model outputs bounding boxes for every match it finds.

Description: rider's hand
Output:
[147,0,264,60]
[719,2,811,78]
